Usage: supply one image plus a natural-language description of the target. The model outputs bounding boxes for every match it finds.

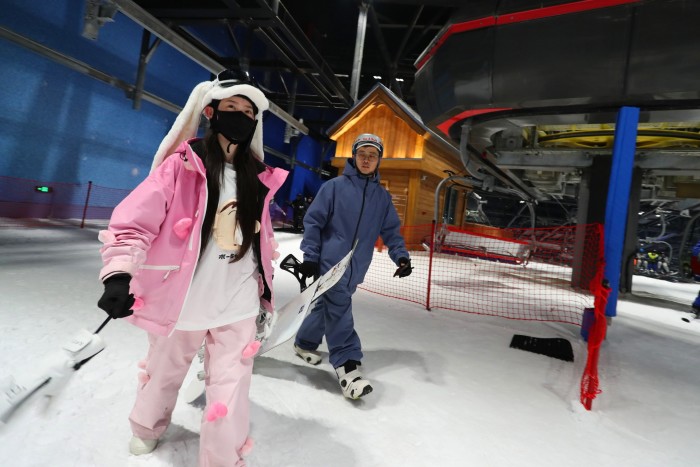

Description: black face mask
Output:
[210,109,257,148]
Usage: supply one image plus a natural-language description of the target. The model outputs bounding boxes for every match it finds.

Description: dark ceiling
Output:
[121,0,700,247]
[130,0,458,130]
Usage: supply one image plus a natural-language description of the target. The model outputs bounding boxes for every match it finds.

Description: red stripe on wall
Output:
[436,108,512,137]
[497,0,639,25]
[415,0,640,71]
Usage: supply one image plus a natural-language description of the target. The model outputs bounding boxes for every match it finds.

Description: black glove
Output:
[299,261,320,280]
[98,273,135,319]
[394,257,413,278]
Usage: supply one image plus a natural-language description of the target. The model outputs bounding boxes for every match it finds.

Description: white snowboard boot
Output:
[129,436,158,455]
[335,360,373,400]
[294,344,322,365]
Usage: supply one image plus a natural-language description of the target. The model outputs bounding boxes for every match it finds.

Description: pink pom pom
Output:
[173,218,193,239]
[138,372,150,384]
[270,239,279,250]
[131,297,145,311]
[97,230,116,244]
[240,437,254,456]
[242,341,261,359]
[137,360,147,369]
[206,402,228,421]
[272,251,280,260]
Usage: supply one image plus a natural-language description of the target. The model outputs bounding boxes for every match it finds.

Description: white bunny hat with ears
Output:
[150,76,269,173]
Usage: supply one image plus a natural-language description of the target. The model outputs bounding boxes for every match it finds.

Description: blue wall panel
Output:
[0,0,323,195]
[0,37,174,188]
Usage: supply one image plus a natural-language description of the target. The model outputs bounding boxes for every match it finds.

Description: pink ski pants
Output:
[129,317,257,467]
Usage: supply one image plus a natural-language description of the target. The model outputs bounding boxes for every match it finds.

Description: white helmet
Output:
[352,133,383,158]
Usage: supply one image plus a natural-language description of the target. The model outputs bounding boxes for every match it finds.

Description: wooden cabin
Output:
[327,83,467,234]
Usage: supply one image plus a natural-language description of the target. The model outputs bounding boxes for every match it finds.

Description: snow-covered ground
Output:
[1,226,699,467]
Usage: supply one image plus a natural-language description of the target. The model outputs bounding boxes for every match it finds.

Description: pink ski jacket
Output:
[98,139,288,336]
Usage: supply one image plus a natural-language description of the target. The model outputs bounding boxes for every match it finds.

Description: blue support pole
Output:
[604,106,640,317]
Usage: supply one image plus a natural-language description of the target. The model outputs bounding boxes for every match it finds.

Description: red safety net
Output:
[362,222,605,326]
[580,236,610,410]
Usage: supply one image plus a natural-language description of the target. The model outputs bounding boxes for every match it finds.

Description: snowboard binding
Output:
[280,254,314,292]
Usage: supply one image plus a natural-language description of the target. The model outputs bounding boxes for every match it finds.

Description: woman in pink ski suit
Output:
[97,71,287,466]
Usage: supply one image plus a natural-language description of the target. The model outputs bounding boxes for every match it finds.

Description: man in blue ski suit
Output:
[293,133,412,399]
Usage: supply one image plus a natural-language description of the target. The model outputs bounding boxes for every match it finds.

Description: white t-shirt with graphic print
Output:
[175,162,260,331]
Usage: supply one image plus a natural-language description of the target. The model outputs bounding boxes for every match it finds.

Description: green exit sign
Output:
[35,186,53,193]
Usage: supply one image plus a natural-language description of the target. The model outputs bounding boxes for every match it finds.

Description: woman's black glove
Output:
[394,257,413,278]
[97,273,135,318]
[299,261,320,280]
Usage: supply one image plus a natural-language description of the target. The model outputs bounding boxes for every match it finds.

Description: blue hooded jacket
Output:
[301,158,409,291]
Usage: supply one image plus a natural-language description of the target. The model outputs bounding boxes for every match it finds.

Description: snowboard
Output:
[182,246,356,403]
[1,375,52,424]
[1,325,107,424]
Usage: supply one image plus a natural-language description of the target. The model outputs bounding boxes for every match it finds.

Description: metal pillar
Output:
[572,157,611,290]
[619,167,643,293]
[604,107,640,317]
[110,0,308,134]
[133,30,162,110]
[350,2,369,102]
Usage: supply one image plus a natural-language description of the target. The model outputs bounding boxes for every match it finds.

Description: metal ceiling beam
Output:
[495,150,596,171]
[368,3,403,98]
[637,151,700,174]
[112,0,226,73]
[110,0,308,134]
[0,25,180,114]
[133,30,162,110]
[145,8,267,19]
[393,6,423,65]
[405,8,447,60]
[350,2,370,102]
[368,6,392,71]
[253,27,336,107]
[257,0,353,106]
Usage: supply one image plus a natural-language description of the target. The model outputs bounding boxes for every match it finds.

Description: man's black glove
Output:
[97,273,135,319]
[299,261,320,280]
[394,257,413,278]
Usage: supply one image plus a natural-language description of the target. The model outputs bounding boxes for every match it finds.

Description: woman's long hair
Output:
[199,129,260,262]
